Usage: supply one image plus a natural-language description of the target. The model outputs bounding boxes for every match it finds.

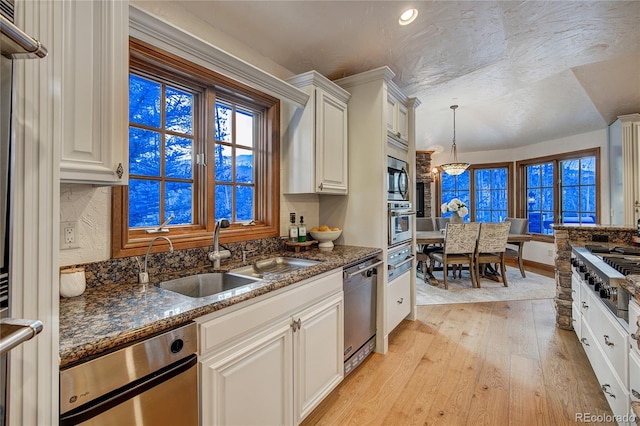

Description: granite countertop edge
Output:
[59,245,382,368]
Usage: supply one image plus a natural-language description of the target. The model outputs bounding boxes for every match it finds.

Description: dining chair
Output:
[428,222,480,289]
[435,216,450,231]
[504,217,529,278]
[474,222,511,288]
[415,217,442,282]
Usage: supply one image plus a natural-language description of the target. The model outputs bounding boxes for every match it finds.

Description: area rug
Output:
[416,266,556,305]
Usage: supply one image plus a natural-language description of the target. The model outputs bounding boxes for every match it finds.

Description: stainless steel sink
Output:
[159,273,261,298]
[229,257,320,278]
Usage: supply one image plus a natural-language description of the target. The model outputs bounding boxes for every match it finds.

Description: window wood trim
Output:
[435,161,514,220]
[112,39,280,258]
[515,147,600,242]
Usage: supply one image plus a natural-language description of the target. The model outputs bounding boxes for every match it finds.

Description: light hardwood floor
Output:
[302,299,615,425]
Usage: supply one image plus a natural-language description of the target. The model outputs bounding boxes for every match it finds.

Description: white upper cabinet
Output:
[386,88,409,146]
[60,0,129,185]
[283,71,350,195]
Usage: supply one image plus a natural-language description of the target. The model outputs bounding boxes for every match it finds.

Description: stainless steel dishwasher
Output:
[343,257,383,376]
[60,322,198,426]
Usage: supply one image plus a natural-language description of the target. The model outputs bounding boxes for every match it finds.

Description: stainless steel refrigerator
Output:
[0,2,47,424]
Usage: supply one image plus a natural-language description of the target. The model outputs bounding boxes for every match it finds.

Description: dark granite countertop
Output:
[621,274,640,305]
[552,224,636,231]
[59,245,382,368]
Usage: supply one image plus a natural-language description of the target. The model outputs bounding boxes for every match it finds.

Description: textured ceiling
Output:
[174,0,640,152]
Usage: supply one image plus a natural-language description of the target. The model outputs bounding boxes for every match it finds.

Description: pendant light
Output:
[440,105,470,176]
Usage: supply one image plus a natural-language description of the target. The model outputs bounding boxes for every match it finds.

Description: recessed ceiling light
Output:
[399,8,418,25]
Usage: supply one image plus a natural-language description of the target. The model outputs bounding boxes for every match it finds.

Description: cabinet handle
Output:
[291,318,302,332]
[580,337,590,346]
[116,163,124,179]
[601,384,616,399]
[318,183,323,191]
[603,335,614,347]
[581,301,589,309]
[397,298,404,304]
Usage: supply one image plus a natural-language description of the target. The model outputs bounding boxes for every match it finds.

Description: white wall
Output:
[59,2,318,267]
[429,128,609,265]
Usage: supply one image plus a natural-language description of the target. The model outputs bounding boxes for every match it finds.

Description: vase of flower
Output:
[450,212,463,223]
[441,198,469,222]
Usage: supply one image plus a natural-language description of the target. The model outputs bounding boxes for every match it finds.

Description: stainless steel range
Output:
[571,245,638,323]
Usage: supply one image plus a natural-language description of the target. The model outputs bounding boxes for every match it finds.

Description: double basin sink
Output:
[159,257,320,298]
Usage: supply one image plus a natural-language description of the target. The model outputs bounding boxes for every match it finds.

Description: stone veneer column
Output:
[553,225,636,329]
[416,151,433,217]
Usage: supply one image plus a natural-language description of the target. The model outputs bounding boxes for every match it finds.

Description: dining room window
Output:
[112,38,280,258]
[516,148,599,239]
[437,162,512,222]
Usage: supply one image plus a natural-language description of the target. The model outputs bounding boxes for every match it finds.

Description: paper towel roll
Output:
[60,267,86,298]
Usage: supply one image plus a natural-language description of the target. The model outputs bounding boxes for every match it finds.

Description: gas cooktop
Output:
[585,245,640,256]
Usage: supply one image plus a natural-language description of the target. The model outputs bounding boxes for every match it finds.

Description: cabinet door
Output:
[201,321,294,426]
[386,270,411,333]
[397,102,409,142]
[315,89,348,194]
[386,96,396,132]
[60,0,128,184]
[293,292,344,424]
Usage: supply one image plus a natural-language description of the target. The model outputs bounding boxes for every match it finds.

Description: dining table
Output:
[415,230,533,282]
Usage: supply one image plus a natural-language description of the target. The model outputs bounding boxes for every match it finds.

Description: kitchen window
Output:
[112,39,280,258]
[437,162,513,221]
[516,148,599,239]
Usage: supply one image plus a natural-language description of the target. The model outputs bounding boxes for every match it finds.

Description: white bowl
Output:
[309,229,342,249]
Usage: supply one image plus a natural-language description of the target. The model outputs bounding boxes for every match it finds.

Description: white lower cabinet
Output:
[385,270,411,333]
[198,270,344,426]
[200,321,294,426]
[580,318,630,424]
[574,277,632,425]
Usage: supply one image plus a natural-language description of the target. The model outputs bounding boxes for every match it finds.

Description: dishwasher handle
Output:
[59,354,197,426]
[343,260,385,279]
[388,255,414,270]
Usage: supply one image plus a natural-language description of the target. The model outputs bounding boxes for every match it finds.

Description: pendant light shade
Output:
[440,105,470,176]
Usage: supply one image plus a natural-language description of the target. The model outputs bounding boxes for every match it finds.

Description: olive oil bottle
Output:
[289,213,299,242]
[298,216,307,242]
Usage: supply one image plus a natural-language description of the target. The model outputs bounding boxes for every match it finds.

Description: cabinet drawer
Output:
[585,291,628,385]
[386,271,410,333]
[630,350,640,403]
[198,269,342,355]
[630,299,640,358]
[571,273,581,306]
[572,302,581,339]
[580,319,630,420]
[579,281,594,323]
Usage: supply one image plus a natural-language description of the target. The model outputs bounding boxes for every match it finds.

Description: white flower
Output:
[441,198,468,217]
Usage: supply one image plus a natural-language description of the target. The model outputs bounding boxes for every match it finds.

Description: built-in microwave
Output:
[388,201,414,246]
[387,156,409,201]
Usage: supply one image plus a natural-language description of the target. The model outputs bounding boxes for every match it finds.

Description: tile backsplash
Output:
[63,238,286,288]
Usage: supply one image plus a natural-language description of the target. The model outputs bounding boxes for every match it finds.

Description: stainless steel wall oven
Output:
[388,201,414,246]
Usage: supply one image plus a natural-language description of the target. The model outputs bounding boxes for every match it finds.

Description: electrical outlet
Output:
[60,221,79,249]
[547,249,554,257]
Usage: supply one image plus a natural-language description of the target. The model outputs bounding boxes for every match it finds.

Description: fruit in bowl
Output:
[309,226,342,249]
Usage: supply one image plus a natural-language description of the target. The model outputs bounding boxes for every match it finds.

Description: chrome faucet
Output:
[139,236,174,283]
[208,219,231,268]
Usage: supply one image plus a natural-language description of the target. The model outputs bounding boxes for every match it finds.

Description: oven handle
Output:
[344,260,385,279]
[59,354,197,426]
[388,256,414,270]
[390,211,416,217]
